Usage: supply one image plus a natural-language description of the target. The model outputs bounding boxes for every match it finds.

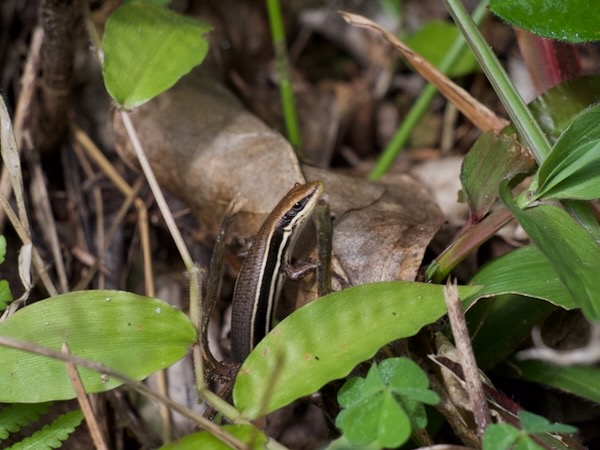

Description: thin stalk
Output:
[119,111,194,269]
[369,0,489,180]
[427,207,513,283]
[266,0,303,151]
[442,0,551,162]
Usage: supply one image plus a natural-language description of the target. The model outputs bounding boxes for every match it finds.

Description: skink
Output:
[230,181,324,363]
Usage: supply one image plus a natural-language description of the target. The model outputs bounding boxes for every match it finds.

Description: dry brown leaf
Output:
[305,166,443,284]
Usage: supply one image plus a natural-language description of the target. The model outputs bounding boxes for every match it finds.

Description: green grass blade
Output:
[442,0,552,162]
[266,0,302,149]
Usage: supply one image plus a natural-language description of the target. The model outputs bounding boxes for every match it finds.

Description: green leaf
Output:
[529,76,600,143]
[506,359,600,404]
[490,0,600,43]
[0,290,196,402]
[102,2,211,109]
[467,245,577,310]
[336,358,437,448]
[405,21,478,77]
[159,424,268,450]
[6,409,83,450]
[337,379,411,448]
[233,282,479,419]
[0,279,13,312]
[324,435,381,450]
[483,410,578,450]
[0,403,51,440]
[461,131,534,219]
[466,245,577,369]
[378,358,440,406]
[533,103,600,200]
[518,410,577,435]
[483,423,522,450]
[0,235,6,264]
[501,184,600,321]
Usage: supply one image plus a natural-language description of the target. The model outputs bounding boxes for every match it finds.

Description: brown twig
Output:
[62,342,109,450]
[443,280,491,438]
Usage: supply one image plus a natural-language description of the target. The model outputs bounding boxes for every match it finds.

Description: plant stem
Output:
[266,0,303,151]
[119,111,194,270]
[427,207,513,282]
[442,0,552,162]
[369,0,489,180]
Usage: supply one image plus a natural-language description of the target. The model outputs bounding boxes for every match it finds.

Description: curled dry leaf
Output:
[305,166,444,285]
[112,70,443,292]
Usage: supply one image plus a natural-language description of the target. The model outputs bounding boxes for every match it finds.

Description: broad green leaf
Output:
[506,359,600,404]
[6,409,83,450]
[233,282,479,419]
[102,2,211,109]
[379,358,440,406]
[0,403,51,440]
[0,235,6,264]
[518,410,577,435]
[533,103,600,200]
[338,384,411,448]
[483,423,522,450]
[467,245,577,310]
[0,290,196,402]
[325,435,380,450]
[337,358,439,443]
[337,360,414,448]
[501,184,600,321]
[461,131,534,219]
[159,425,268,450]
[514,438,545,450]
[483,408,578,450]
[405,21,478,77]
[338,372,381,409]
[490,0,600,43]
[466,245,575,369]
[0,279,13,312]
